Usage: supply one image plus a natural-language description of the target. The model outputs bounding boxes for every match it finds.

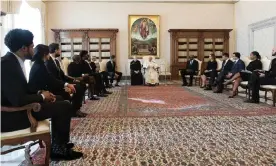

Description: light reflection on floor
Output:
[128,98,166,104]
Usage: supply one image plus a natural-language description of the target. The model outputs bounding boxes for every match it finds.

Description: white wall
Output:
[46,2,234,73]
[235,1,276,57]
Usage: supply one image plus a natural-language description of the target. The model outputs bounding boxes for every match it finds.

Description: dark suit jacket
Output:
[186,59,199,72]
[266,58,276,78]
[246,59,262,72]
[106,61,116,73]
[1,52,44,132]
[221,59,234,73]
[45,57,73,82]
[29,60,65,93]
[230,59,245,75]
[90,62,97,73]
[80,60,93,75]
[68,62,84,77]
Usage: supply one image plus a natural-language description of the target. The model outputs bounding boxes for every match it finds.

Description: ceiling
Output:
[43,0,238,3]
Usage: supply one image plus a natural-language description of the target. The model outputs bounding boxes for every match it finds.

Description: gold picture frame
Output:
[128,15,160,59]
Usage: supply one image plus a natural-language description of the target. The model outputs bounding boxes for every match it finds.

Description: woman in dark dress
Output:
[225,51,262,98]
[29,44,87,117]
[29,44,65,94]
[200,53,218,89]
[130,56,143,85]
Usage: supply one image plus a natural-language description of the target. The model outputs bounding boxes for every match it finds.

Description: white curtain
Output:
[1,0,45,80]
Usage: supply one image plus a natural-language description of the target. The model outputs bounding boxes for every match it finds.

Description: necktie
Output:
[55,59,61,70]
[87,61,92,70]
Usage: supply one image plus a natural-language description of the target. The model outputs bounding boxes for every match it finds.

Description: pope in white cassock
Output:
[143,56,159,86]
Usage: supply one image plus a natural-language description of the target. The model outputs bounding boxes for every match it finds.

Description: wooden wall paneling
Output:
[168,29,232,80]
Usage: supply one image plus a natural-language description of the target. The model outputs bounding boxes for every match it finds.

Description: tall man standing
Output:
[1,29,83,160]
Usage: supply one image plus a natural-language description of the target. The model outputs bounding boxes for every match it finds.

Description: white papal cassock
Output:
[143,61,159,85]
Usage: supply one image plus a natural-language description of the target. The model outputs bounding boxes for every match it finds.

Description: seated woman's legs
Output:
[229,77,241,98]
[200,75,207,88]
[226,73,240,97]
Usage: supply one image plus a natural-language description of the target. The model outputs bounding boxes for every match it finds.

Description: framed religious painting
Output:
[128,15,160,59]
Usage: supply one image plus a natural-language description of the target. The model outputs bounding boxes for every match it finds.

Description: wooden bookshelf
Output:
[52,29,118,60]
[168,29,232,80]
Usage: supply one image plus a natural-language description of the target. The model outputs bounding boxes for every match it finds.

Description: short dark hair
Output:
[79,50,88,59]
[111,55,115,59]
[4,29,34,52]
[49,43,59,54]
[251,51,261,60]
[223,53,229,58]
[233,52,241,59]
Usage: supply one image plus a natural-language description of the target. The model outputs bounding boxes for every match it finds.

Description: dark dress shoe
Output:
[73,110,87,118]
[244,99,259,104]
[98,93,108,97]
[51,149,83,161]
[104,91,112,94]
[204,87,212,90]
[67,143,74,149]
[89,96,100,100]
[182,83,187,86]
[187,84,192,87]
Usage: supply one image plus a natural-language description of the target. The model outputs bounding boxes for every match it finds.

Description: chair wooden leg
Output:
[39,139,45,148]
[272,90,276,107]
[265,91,268,102]
[44,135,51,166]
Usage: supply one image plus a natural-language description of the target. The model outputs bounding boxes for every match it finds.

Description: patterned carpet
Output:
[19,84,276,165]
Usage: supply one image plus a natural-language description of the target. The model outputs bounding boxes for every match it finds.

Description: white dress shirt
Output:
[12,52,27,81]
[50,55,68,87]
[85,60,93,70]
[12,52,45,100]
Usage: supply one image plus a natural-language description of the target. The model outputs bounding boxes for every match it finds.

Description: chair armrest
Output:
[1,103,41,132]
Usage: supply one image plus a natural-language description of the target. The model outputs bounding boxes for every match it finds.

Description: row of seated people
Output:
[67,50,113,99]
[62,54,123,89]
[181,51,276,104]
[2,29,86,161]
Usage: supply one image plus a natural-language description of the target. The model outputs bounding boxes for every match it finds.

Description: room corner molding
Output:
[249,16,276,31]
[248,16,276,54]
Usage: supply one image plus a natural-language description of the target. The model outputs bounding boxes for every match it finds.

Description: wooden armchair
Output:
[1,103,51,166]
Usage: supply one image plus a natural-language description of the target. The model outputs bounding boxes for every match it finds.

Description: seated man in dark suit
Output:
[246,50,276,103]
[106,55,122,86]
[181,55,199,86]
[67,54,100,100]
[214,52,245,93]
[130,56,143,85]
[90,56,111,88]
[45,43,86,116]
[1,29,83,160]
[213,53,233,91]
[79,51,111,96]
